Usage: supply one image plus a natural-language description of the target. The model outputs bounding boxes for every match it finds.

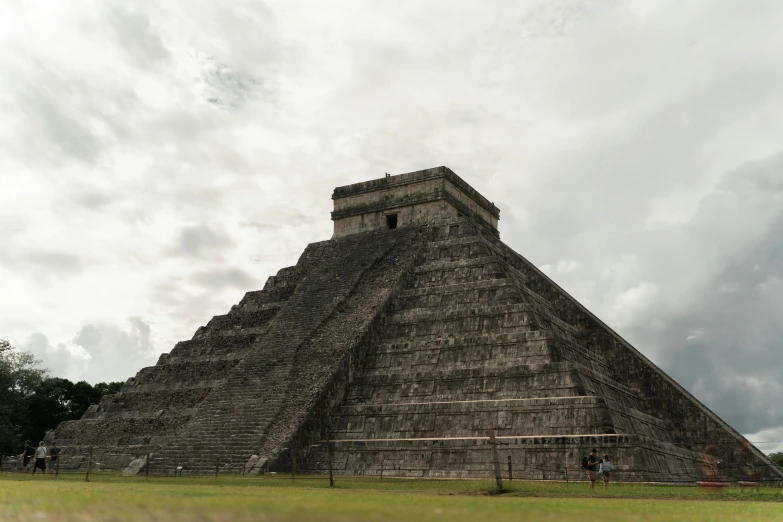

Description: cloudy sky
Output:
[1,0,782,452]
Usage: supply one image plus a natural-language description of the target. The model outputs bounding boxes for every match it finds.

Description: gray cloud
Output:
[15,78,104,164]
[23,251,85,274]
[70,189,115,211]
[191,267,258,290]
[22,318,158,383]
[657,159,783,432]
[70,318,158,382]
[174,224,235,258]
[1,0,783,445]
[105,6,171,65]
[23,332,89,380]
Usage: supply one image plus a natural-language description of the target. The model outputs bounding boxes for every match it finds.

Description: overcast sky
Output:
[1,0,782,453]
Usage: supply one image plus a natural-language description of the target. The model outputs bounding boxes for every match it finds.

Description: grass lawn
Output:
[1,473,782,521]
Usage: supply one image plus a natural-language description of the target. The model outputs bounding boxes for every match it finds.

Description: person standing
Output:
[599,454,613,489]
[49,442,61,471]
[585,449,599,489]
[21,441,35,472]
[32,441,47,474]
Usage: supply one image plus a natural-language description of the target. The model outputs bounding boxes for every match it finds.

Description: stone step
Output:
[426,233,491,246]
[363,347,551,374]
[332,396,615,439]
[396,278,516,298]
[205,307,282,331]
[384,303,580,337]
[346,363,585,405]
[168,334,260,358]
[334,395,670,440]
[422,239,494,264]
[94,387,213,414]
[393,280,521,310]
[572,364,645,410]
[413,255,503,274]
[371,332,609,370]
[420,236,584,331]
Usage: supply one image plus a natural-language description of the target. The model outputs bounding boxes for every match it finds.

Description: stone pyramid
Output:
[55,167,782,483]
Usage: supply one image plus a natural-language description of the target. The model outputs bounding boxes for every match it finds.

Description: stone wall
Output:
[332,200,459,238]
[331,167,500,237]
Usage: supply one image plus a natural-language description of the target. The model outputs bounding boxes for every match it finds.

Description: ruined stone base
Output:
[280,434,702,483]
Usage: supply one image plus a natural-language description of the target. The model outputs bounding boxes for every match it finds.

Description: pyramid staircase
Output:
[287,221,705,481]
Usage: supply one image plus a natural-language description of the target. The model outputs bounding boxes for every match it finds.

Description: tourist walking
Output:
[32,441,47,474]
[49,441,61,471]
[21,440,34,472]
[599,454,613,489]
[583,448,599,489]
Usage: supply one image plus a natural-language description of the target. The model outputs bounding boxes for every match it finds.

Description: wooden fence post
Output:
[145,453,151,481]
[507,455,513,482]
[489,431,503,491]
[327,435,334,488]
[214,456,220,481]
[85,447,93,482]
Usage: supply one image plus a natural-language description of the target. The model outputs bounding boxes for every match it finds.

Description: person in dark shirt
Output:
[585,448,599,489]
[21,440,35,472]
[49,441,61,470]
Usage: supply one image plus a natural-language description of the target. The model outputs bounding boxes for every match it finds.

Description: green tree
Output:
[0,339,45,453]
[23,378,75,442]
[94,381,123,396]
[1,338,124,453]
[770,452,783,467]
[68,380,102,418]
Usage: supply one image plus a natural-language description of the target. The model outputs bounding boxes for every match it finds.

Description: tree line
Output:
[0,339,122,454]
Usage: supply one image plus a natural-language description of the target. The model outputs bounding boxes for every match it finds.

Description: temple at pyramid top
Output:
[331,166,500,237]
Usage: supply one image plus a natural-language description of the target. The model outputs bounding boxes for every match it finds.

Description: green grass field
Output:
[1,473,782,521]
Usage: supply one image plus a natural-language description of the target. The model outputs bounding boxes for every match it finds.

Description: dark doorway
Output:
[386,214,398,229]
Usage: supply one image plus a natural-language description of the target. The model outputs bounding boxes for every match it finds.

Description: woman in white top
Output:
[599,454,613,489]
[32,442,47,474]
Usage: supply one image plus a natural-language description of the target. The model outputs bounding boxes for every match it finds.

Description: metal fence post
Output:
[215,456,219,481]
[145,453,151,481]
[489,431,503,491]
[85,447,93,482]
